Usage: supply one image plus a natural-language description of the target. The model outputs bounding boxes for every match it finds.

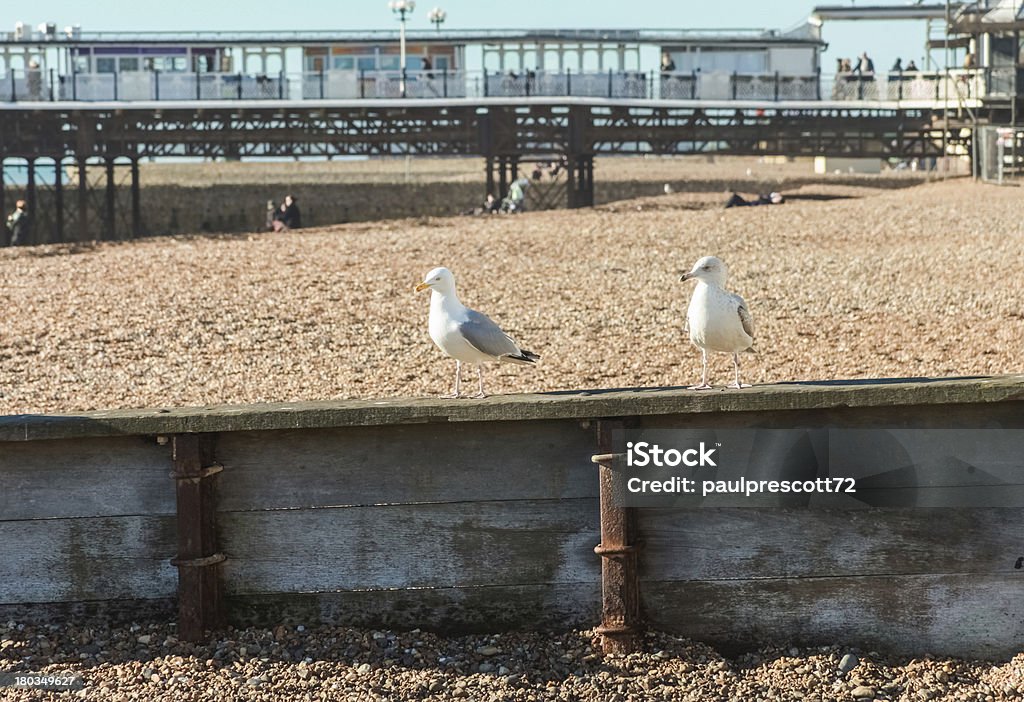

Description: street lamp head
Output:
[389,0,415,14]
[428,7,447,25]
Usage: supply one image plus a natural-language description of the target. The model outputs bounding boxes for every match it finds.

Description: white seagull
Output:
[415,267,539,398]
[679,256,755,390]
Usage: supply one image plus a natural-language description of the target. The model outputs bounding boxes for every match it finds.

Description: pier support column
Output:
[567,154,594,208]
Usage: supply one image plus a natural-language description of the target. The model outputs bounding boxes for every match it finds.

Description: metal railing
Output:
[823,68,995,102]
[0,67,1013,103]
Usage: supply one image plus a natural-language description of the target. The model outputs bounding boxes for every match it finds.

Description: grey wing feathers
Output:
[458,309,526,358]
[736,299,755,340]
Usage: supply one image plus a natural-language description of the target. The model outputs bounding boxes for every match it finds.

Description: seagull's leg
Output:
[690,349,713,390]
[470,364,488,399]
[728,352,752,389]
[443,360,463,398]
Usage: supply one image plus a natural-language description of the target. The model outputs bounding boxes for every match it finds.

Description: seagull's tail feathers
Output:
[743,344,759,355]
[501,349,540,365]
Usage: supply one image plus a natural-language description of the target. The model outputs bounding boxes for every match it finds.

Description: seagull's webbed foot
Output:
[727,382,752,389]
[689,383,714,390]
[442,392,464,399]
[469,391,488,399]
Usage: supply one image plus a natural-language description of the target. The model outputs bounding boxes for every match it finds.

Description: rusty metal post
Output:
[171,433,225,641]
[591,419,643,653]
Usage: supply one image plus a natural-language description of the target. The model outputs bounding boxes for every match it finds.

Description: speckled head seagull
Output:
[416,267,539,398]
[679,256,755,390]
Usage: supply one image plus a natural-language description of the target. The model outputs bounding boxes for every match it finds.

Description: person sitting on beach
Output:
[5,199,31,246]
[461,193,502,216]
[272,194,301,232]
[483,193,500,214]
[501,179,528,213]
[724,192,784,209]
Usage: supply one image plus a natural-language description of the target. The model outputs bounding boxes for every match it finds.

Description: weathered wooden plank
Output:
[2,375,1022,442]
[615,424,1024,509]
[227,583,601,633]
[0,598,176,627]
[0,436,173,520]
[216,421,596,511]
[829,428,1024,485]
[642,574,1024,659]
[640,508,1024,581]
[220,499,600,594]
[0,515,177,604]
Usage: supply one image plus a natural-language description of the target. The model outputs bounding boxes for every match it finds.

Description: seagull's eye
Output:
[702,266,710,271]
[435,277,441,281]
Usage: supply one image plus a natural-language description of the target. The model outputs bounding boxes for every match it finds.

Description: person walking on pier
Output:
[5,200,31,246]
[660,52,676,75]
[853,52,875,75]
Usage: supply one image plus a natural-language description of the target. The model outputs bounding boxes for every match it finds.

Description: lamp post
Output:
[389,0,415,97]
[428,7,446,32]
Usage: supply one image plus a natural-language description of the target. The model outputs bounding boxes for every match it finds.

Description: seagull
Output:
[415,267,539,398]
[679,256,755,390]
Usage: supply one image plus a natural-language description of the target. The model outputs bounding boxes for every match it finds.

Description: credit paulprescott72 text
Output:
[626,476,857,496]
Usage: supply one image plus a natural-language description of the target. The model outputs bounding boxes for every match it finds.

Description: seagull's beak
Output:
[415,282,431,293]
[679,272,693,282]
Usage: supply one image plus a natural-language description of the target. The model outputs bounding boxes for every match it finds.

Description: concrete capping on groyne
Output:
[3,374,1022,442]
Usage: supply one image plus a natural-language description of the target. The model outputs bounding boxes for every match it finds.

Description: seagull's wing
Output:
[734,295,755,340]
[457,308,525,359]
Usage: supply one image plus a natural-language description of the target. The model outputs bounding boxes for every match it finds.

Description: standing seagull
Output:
[415,267,539,398]
[679,256,755,390]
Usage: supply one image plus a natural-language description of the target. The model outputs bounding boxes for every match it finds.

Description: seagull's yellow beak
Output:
[415,282,431,293]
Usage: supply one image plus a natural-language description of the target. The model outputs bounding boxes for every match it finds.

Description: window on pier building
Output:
[668,47,769,74]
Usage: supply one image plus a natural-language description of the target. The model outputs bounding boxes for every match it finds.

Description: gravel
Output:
[1,177,1021,414]
[2,620,1023,701]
